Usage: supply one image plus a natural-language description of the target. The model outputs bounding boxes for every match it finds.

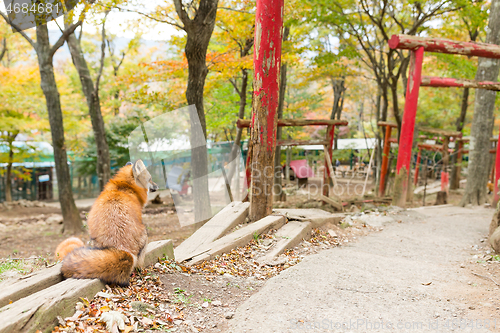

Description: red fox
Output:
[55,160,159,286]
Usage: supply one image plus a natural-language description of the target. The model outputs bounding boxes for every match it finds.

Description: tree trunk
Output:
[227,38,253,184]
[176,0,219,222]
[65,27,111,191]
[450,87,470,189]
[374,89,383,192]
[5,132,17,202]
[390,81,401,138]
[36,24,82,233]
[460,0,500,206]
[274,26,290,199]
[330,76,346,150]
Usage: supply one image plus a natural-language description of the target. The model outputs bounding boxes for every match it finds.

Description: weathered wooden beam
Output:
[256,221,311,265]
[0,240,174,333]
[421,76,500,91]
[186,215,286,265]
[419,127,462,138]
[249,0,284,221]
[237,118,349,128]
[273,208,343,227]
[417,143,444,152]
[389,34,500,59]
[377,121,398,128]
[320,195,343,211]
[0,240,174,311]
[277,139,329,147]
[174,202,250,263]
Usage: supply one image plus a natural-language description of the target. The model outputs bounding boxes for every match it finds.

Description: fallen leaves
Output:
[51,224,370,332]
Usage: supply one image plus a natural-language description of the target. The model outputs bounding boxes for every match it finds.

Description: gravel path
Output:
[228,206,499,332]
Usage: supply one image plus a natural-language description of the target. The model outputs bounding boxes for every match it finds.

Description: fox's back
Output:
[87,166,148,255]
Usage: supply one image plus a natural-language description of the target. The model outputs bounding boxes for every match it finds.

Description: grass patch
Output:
[0,256,51,281]
[0,260,27,281]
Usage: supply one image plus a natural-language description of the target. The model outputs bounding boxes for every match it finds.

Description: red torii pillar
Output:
[392,46,424,207]
[248,0,284,221]
[389,34,500,207]
[494,133,500,206]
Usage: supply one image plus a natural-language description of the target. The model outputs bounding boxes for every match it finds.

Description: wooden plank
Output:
[185,215,286,265]
[273,208,343,228]
[277,139,329,147]
[377,121,398,128]
[174,201,250,262]
[417,142,443,151]
[257,221,312,265]
[0,264,63,309]
[0,277,104,333]
[237,118,349,128]
[389,34,500,59]
[419,127,461,137]
[0,240,174,310]
[320,195,343,211]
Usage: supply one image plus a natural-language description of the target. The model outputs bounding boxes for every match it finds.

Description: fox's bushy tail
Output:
[61,247,135,286]
[55,237,85,261]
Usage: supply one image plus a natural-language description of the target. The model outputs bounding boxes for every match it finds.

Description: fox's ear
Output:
[132,159,147,178]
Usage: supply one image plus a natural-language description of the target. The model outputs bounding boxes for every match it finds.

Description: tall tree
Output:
[172,0,219,221]
[460,0,500,206]
[444,0,489,190]
[0,11,85,233]
[64,12,111,191]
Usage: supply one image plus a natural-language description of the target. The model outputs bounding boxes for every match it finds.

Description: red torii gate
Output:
[389,35,500,207]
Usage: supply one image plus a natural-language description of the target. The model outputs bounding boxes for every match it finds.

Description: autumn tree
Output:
[206,0,255,182]
[460,0,500,206]
[306,0,459,186]
[0,60,47,201]
[0,8,86,233]
[64,11,111,191]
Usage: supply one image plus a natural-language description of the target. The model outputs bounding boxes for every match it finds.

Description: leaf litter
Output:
[52,218,378,332]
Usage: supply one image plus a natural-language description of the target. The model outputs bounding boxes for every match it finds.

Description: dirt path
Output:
[227,206,500,332]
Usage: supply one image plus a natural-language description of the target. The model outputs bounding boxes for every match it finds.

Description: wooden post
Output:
[379,124,393,197]
[414,148,421,186]
[494,126,500,206]
[323,125,335,197]
[393,46,424,207]
[441,136,450,193]
[456,140,463,188]
[249,0,284,221]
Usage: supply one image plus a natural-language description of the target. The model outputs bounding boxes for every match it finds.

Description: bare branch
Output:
[218,7,252,14]
[0,11,36,49]
[95,11,109,92]
[97,2,185,30]
[49,21,82,59]
[229,78,240,95]
[173,0,190,26]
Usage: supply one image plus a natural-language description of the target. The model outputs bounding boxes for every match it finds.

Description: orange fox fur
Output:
[56,160,158,286]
